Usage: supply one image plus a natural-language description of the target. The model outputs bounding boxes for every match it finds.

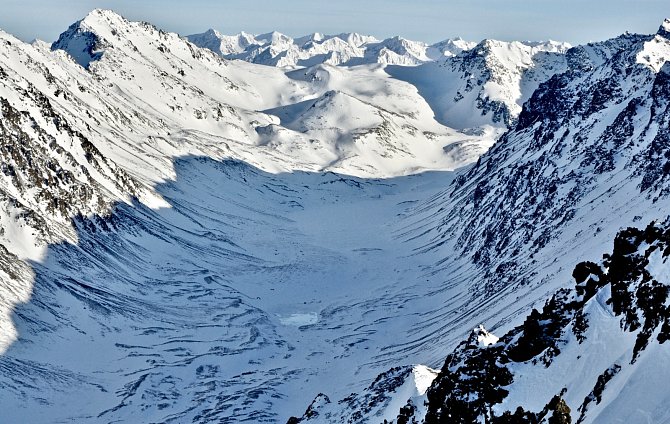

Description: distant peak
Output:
[331,32,378,47]
[69,8,132,38]
[470,38,496,53]
[88,8,111,16]
[204,28,221,36]
[294,32,325,47]
[256,31,292,44]
[477,38,497,47]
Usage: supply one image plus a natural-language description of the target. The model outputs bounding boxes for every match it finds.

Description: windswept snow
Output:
[0,10,477,421]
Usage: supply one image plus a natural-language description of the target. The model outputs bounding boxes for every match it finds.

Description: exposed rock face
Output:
[401,22,670,319]
[0,9,517,423]
[421,221,670,423]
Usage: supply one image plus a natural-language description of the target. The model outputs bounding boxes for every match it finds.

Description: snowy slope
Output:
[386,39,570,129]
[0,9,492,423]
[0,156,459,423]
[48,9,488,178]
[392,22,670,355]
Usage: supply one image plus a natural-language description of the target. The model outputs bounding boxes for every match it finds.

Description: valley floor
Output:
[0,156,460,423]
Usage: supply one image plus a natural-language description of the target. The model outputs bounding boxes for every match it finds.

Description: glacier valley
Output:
[1,9,670,424]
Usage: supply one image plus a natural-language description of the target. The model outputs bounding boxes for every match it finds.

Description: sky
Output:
[1,0,669,45]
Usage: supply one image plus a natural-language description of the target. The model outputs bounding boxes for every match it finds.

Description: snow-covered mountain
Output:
[289,18,670,424]
[48,9,491,177]
[387,39,570,129]
[189,28,570,130]
[187,29,474,68]
[1,7,669,424]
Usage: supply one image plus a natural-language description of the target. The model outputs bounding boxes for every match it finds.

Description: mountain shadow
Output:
[0,156,461,423]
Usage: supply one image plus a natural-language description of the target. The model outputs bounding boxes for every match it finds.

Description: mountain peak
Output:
[637,21,670,72]
[51,11,112,68]
[295,32,324,45]
[84,8,113,18]
[332,32,378,46]
[256,30,292,44]
[203,28,222,37]
[80,8,126,27]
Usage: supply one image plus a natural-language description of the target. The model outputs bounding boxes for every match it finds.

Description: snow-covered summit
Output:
[427,37,477,60]
[186,28,256,56]
[185,24,577,130]
[46,8,493,180]
[50,8,118,67]
[188,25,573,129]
[386,37,571,129]
[635,18,670,72]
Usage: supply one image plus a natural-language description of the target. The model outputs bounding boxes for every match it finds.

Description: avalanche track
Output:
[0,156,458,423]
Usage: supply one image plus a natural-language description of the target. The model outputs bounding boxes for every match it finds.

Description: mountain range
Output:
[186,29,476,67]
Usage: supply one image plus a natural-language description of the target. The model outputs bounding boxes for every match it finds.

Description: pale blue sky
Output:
[2,0,669,44]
